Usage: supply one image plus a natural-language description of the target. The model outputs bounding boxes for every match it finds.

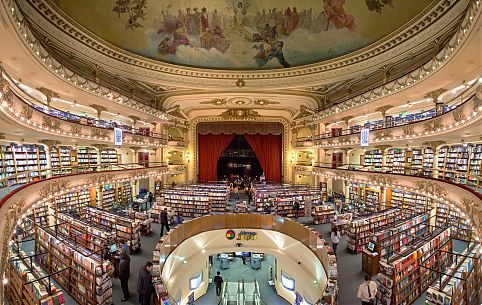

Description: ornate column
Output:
[128,115,140,129]
[375,105,394,128]
[37,87,60,107]
[375,145,392,168]
[341,147,352,165]
[422,140,446,179]
[341,116,353,133]
[89,104,107,120]
[424,88,447,115]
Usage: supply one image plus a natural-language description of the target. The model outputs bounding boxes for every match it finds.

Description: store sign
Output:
[114,127,123,146]
[225,230,258,241]
[360,128,370,147]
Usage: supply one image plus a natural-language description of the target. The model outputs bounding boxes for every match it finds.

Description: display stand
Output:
[313,205,335,224]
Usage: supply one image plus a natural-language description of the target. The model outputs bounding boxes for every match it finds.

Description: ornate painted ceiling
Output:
[52,0,433,70]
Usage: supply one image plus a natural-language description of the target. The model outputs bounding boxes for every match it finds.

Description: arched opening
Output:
[217,135,264,181]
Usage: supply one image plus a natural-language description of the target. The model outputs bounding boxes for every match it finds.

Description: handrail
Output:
[313,162,482,194]
[0,162,168,195]
[1,67,168,140]
[313,80,481,140]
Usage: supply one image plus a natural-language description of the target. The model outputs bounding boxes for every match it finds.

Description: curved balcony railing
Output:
[155,214,330,303]
[314,87,482,148]
[313,162,482,194]
[311,164,482,239]
[0,68,168,147]
[0,162,168,197]
[314,80,481,143]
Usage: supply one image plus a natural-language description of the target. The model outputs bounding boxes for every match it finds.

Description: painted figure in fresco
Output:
[201,7,209,32]
[323,0,355,31]
[252,41,290,68]
[233,2,249,28]
[193,8,202,35]
[365,0,394,13]
[210,9,222,30]
[200,26,231,53]
[185,8,196,35]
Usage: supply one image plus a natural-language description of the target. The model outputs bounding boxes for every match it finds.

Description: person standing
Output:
[293,201,300,219]
[331,227,341,255]
[148,192,154,210]
[213,271,224,297]
[118,250,131,302]
[234,186,240,200]
[160,208,170,236]
[357,275,377,305]
[137,262,154,305]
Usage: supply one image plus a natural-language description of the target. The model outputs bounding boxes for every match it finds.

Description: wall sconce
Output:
[185,152,191,163]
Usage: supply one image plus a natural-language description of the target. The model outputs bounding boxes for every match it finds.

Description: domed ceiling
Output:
[53,0,433,70]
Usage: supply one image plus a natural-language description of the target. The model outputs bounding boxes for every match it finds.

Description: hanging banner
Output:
[114,127,123,146]
[360,128,370,147]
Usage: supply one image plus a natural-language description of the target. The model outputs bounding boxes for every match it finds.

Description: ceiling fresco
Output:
[54,0,433,70]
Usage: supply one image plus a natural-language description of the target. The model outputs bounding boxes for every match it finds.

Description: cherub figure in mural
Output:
[113,0,148,30]
[157,21,191,55]
[365,0,394,13]
[323,0,355,31]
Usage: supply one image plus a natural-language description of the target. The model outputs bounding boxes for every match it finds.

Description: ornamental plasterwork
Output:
[70,125,82,135]
[423,117,443,133]
[368,175,398,186]
[38,179,71,198]
[422,140,445,150]
[219,108,261,120]
[461,198,482,235]
[200,98,227,106]
[91,129,109,139]
[1,198,26,296]
[20,104,33,120]
[36,87,59,103]
[402,125,415,136]
[424,88,448,101]
[334,171,354,181]
[85,173,116,186]
[413,181,447,198]
[451,107,465,123]
[253,99,279,106]
[41,115,61,130]
[373,130,393,140]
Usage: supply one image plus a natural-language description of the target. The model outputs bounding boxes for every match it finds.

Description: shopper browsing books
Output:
[119,250,130,302]
[331,227,341,255]
[357,275,377,305]
[160,208,170,236]
[137,261,155,305]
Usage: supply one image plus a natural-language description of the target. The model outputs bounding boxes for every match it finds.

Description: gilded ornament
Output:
[20,104,33,120]
[38,180,71,198]
[368,175,398,185]
[424,88,447,101]
[413,181,447,198]
[373,130,392,140]
[451,107,465,123]
[423,117,443,133]
[200,98,227,106]
[402,125,415,136]
[70,125,82,135]
[41,115,62,130]
[219,108,260,119]
[253,99,279,106]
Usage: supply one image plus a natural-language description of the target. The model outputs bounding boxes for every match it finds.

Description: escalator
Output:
[218,280,267,305]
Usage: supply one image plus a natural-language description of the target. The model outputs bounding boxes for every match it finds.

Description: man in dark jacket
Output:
[148,192,154,210]
[160,208,170,236]
[118,250,130,302]
[137,261,154,305]
[213,271,223,297]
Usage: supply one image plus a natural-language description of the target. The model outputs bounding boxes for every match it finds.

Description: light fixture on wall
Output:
[185,151,191,163]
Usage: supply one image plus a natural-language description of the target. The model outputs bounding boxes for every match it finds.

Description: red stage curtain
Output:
[243,133,282,182]
[198,133,235,182]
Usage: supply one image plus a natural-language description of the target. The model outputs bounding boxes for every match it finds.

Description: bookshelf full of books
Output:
[349,182,381,212]
[84,206,141,253]
[346,208,402,254]
[363,149,383,171]
[52,188,91,216]
[435,202,472,240]
[6,247,65,305]
[386,148,406,174]
[100,148,118,165]
[436,144,482,186]
[0,143,48,185]
[50,146,73,176]
[425,243,480,305]
[34,226,113,305]
[389,190,433,215]
[120,182,133,206]
[375,228,452,305]
[73,147,98,172]
[56,212,115,252]
[96,185,116,211]
[312,205,336,224]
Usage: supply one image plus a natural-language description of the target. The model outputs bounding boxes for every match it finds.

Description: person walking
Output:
[234,185,240,200]
[214,271,224,297]
[331,226,341,255]
[148,191,154,210]
[118,250,131,302]
[357,275,377,305]
[160,208,170,236]
[137,262,155,305]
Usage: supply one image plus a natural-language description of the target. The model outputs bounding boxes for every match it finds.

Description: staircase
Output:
[219,280,266,305]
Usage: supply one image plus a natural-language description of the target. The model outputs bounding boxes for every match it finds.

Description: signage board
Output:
[114,127,123,146]
[226,230,258,240]
[360,128,370,147]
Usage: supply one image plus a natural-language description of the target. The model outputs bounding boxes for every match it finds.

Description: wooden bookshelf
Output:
[100,148,118,165]
[0,143,47,185]
[34,226,113,305]
[312,205,335,224]
[7,247,65,305]
[425,243,480,305]
[363,149,383,171]
[346,208,402,253]
[50,146,73,176]
[84,206,141,253]
[376,228,452,305]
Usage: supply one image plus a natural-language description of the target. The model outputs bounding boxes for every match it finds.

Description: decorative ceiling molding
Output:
[218,108,261,120]
[200,98,227,106]
[424,88,448,102]
[253,99,280,106]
